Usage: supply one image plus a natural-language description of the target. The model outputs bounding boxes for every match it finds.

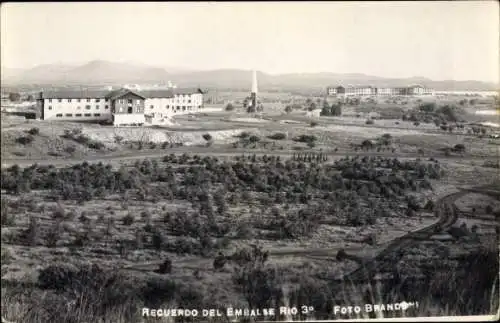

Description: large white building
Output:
[326,84,434,97]
[37,87,204,126]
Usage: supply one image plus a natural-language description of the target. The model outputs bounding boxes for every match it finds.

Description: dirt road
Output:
[2,149,496,169]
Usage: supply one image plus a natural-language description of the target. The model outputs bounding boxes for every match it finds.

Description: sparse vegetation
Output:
[1,92,498,322]
[267,132,287,140]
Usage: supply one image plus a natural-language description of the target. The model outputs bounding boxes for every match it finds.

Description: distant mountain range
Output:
[1,60,498,91]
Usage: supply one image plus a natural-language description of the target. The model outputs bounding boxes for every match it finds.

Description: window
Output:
[96,105,99,110]
[119,107,123,113]
[86,98,91,102]
[176,106,180,110]
[188,100,191,103]
[77,106,81,110]
[77,99,81,102]
[96,99,100,103]
[65,113,73,117]
[75,113,82,117]
[166,105,169,109]
[84,113,91,117]
[58,99,62,102]
[182,106,186,111]
[105,105,109,109]
[85,105,91,110]
[56,113,63,117]
[94,113,101,117]
[48,106,52,110]
[48,99,52,103]
[128,99,133,104]
[136,107,141,113]
[105,98,109,102]
[68,99,72,103]
[136,100,141,104]
[150,105,154,109]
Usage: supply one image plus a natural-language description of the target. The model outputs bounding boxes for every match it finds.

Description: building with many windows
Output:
[37,87,204,126]
[326,84,434,97]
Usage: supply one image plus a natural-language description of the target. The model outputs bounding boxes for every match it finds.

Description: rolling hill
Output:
[1,61,497,91]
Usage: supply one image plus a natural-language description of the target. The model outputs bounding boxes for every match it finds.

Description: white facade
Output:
[345,87,373,96]
[377,88,392,96]
[42,97,112,121]
[113,113,145,126]
[145,93,203,119]
[328,85,434,97]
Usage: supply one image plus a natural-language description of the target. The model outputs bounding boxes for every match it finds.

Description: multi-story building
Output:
[37,87,204,126]
[326,86,346,96]
[377,87,392,96]
[327,85,434,97]
[345,86,375,96]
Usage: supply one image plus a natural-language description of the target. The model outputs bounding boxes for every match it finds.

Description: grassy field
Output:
[1,95,499,322]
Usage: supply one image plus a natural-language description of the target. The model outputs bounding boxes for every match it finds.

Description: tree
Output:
[247,105,256,113]
[225,103,235,111]
[285,105,293,114]
[8,92,21,102]
[453,144,466,153]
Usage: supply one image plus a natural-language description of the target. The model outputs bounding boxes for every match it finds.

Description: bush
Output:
[1,200,15,227]
[122,213,135,226]
[268,132,286,140]
[248,135,260,143]
[310,121,319,127]
[27,127,40,135]
[365,119,374,125]
[202,133,212,141]
[225,103,235,111]
[293,134,317,144]
[64,145,76,154]
[453,144,466,153]
[16,135,34,145]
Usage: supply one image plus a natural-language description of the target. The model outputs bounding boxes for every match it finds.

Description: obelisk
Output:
[250,70,258,109]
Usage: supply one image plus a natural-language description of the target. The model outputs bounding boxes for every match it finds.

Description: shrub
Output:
[202,133,212,141]
[293,134,317,143]
[365,119,374,125]
[225,103,235,111]
[27,127,40,135]
[16,135,34,145]
[64,145,76,154]
[453,144,466,153]
[248,135,260,143]
[122,213,135,226]
[268,132,286,140]
[310,121,319,127]
[1,200,15,227]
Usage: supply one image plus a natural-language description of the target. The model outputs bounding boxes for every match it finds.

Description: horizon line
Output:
[1,61,498,84]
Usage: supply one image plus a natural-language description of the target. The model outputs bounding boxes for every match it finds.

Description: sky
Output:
[1,1,498,82]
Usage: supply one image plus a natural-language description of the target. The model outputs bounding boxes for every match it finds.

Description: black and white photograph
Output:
[1,1,499,322]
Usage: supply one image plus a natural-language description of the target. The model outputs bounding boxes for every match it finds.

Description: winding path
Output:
[339,187,479,282]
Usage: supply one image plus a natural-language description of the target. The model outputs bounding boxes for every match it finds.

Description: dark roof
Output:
[173,88,205,95]
[106,88,146,100]
[139,89,174,98]
[41,90,110,99]
[40,87,205,100]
